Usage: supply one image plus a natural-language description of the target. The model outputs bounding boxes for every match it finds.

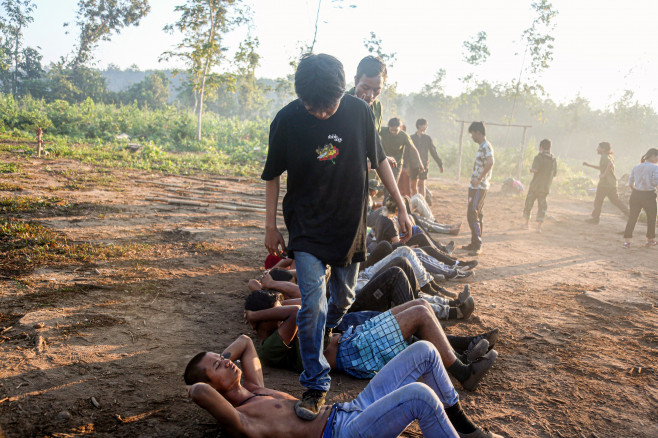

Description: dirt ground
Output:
[1,151,656,438]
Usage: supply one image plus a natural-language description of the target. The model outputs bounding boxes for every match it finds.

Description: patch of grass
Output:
[0,182,23,191]
[0,162,21,173]
[0,218,148,277]
[0,195,68,213]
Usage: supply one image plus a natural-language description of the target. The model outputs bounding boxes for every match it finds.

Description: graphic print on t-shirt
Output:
[315,134,343,164]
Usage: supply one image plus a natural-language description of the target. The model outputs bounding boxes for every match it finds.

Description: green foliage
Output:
[115,71,170,109]
[0,161,21,173]
[161,0,249,140]
[363,32,397,67]
[0,195,67,213]
[68,0,151,68]
[462,31,490,66]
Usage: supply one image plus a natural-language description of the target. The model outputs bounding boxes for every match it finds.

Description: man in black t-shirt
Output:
[261,53,412,421]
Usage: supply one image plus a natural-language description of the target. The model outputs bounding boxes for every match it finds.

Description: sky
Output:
[18,0,658,111]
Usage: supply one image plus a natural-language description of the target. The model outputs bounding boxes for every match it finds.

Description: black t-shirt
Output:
[374,214,399,243]
[261,94,386,266]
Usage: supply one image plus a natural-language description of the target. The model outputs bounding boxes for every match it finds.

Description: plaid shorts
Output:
[336,310,407,379]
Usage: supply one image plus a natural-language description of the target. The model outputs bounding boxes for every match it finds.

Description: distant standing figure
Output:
[523,139,557,233]
[379,117,422,196]
[410,118,444,198]
[583,142,629,224]
[461,122,494,256]
[622,148,658,248]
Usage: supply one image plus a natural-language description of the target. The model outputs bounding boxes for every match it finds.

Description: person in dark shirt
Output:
[380,117,423,191]
[410,118,444,198]
[261,53,412,421]
[583,141,629,224]
[523,139,558,233]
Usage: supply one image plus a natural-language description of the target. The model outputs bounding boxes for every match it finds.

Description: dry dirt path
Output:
[0,154,656,437]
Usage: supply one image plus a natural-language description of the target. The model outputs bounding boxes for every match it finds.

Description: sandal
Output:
[622,241,631,249]
[646,240,657,247]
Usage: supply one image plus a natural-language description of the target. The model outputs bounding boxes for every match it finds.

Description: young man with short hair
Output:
[380,117,423,187]
[262,53,412,420]
[348,55,387,131]
[185,334,502,438]
[523,139,558,232]
[410,118,444,197]
[462,122,494,256]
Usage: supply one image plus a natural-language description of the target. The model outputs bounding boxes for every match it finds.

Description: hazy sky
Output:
[20,0,658,111]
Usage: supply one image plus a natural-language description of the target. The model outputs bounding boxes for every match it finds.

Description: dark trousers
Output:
[467,188,488,247]
[592,184,629,220]
[349,261,418,313]
[523,190,548,222]
[623,189,657,239]
[365,237,456,269]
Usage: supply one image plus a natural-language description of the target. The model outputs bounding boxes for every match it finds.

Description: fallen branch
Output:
[145,197,210,207]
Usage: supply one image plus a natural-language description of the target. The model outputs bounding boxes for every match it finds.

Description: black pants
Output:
[623,189,657,239]
[364,238,457,269]
[592,184,629,220]
[467,188,488,247]
[523,190,548,222]
[350,260,419,313]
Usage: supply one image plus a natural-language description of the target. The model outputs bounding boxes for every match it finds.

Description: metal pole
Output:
[517,126,528,180]
[457,121,465,181]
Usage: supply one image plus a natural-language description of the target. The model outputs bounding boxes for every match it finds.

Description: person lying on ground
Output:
[248,269,301,299]
[244,292,497,391]
[373,197,458,255]
[363,244,476,288]
[185,335,503,438]
[349,260,475,320]
[250,257,475,319]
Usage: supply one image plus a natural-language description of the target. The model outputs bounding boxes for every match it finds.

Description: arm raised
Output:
[188,383,245,436]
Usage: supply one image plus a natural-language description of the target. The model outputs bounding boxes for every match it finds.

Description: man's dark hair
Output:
[295,53,345,111]
[416,118,428,129]
[539,139,552,151]
[598,141,612,153]
[184,352,210,385]
[356,55,387,80]
[269,268,293,282]
[641,148,658,163]
[245,289,283,311]
[468,121,486,136]
[388,117,401,128]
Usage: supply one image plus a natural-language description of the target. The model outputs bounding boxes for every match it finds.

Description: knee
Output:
[409,339,441,363]
[403,382,441,410]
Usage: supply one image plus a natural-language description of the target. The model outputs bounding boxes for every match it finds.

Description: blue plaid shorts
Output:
[335,310,407,379]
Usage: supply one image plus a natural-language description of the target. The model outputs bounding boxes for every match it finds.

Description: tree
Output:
[462,31,490,66]
[0,0,38,95]
[233,36,268,118]
[161,0,249,141]
[67,0,151,68]
[363,31,397,67]
[118,71,170,109]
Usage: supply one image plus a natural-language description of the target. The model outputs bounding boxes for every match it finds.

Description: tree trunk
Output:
[197,77,205,141]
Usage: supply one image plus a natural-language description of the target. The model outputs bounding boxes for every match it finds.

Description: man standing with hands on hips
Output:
[462,122,494,256]
[261,53,412,421]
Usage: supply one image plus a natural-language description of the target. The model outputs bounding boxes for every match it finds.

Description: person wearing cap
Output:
[368,178,383,213]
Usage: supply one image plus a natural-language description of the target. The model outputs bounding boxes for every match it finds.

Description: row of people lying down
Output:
[185,256,501,436]
[367,181,462,235]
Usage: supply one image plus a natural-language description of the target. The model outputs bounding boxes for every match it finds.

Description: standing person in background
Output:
[583,142,629,224]
[347,55,386,132]
[410,118,444,197]
[622,148,658,248]
[380,117,423,192]
[461,122,494,256]
[523,139,558,233]
[262,53,413,421]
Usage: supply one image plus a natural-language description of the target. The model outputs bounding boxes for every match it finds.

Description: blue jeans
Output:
[329,341,459,438]
[295,251,358,392]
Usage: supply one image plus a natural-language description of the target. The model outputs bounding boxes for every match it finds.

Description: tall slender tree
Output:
[0,0,36,95]
[161,0,248,141]
[67,0,151,68]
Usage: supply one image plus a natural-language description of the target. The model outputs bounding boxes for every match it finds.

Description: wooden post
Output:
[457,121,465,181]
[36,127,43,158]
[516,126,528,180]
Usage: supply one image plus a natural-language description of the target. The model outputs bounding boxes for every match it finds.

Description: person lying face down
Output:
[244,289,498,391]
[184,335,504,438]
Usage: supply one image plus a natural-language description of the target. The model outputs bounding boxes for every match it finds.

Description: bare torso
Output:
[236,391,331,438]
